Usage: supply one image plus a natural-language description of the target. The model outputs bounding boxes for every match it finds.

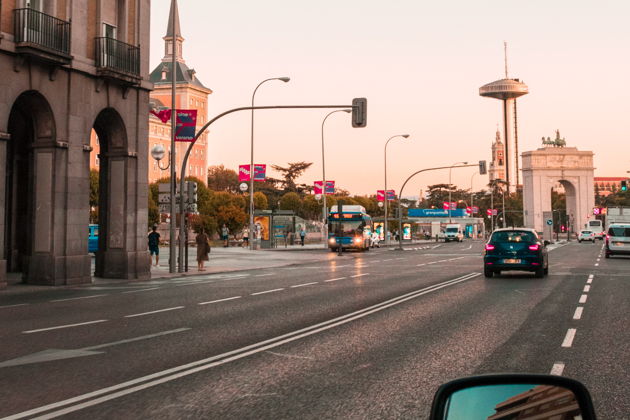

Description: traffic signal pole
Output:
[177,101,366,272]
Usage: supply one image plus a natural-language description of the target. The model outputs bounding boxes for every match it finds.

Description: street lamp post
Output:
[448,161,468,223]
[321,109,351,248]
[384,134,410,245]
[249,77,290,250]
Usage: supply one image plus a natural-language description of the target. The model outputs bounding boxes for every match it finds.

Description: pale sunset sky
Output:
[150,0,630,197]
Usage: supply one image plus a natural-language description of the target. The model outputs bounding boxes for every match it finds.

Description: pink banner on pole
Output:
[377,190,385,202]
[239,164,266,182]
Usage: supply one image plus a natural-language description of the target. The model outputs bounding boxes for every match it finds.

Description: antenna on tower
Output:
[504,41,509,78]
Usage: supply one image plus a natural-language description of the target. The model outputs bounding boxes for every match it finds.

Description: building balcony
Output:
[13,8,72,65]
[95,37,141,85]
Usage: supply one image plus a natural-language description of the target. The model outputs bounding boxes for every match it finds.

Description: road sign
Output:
[546,219,553,226]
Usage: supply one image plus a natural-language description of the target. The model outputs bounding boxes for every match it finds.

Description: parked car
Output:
[484,228,549,278]
[578,230,595,243]
[88,224,99,253]
[605,223,630,258]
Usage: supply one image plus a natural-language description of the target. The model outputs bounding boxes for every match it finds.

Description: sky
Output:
[150,0,630,198]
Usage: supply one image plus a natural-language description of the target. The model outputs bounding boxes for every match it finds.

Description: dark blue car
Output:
[484,228,549,278]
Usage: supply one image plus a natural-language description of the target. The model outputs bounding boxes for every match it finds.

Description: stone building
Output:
[0,0,152,287]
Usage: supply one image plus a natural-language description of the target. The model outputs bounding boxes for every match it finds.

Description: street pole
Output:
[397,163,480,250]
[249,77,290,251]
[384,134,409,245]
[169,3,177,274]
[448,161,468,223]
[321,109,351,248]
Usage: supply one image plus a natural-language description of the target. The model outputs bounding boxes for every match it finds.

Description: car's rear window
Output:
[491,231,537,243]
[608,227,630,237]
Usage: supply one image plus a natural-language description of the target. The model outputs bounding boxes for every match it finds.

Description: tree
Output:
[279,192,302,213]
[271,161,313,193]
[207,165,239,193]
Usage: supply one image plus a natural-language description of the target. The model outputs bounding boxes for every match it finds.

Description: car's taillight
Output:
[485,244,495,251]
[529,244,540,251]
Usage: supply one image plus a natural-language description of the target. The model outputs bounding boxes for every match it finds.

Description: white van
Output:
[605,223,630,258]
[444,224,464,242]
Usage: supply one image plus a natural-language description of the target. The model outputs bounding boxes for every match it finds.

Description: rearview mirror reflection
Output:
[445,384,582,420]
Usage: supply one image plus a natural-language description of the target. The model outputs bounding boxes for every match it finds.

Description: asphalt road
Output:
[0,240,627,419]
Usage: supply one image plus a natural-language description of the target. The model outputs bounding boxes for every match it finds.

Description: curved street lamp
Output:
[321,109,351,248]
[249,77,290,250]
[384,134,410,245]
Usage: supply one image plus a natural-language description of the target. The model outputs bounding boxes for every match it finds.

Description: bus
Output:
[585,219,604,240]
[328,205,373,252]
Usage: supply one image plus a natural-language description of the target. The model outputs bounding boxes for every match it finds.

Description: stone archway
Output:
[1,91,58,284]
[522,146,594,236]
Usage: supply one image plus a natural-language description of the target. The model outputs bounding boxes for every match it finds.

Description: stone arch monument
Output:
[522,131,594,236]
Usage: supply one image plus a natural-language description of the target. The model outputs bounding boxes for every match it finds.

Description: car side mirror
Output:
[543,240,550,246]
[429,374,596,420]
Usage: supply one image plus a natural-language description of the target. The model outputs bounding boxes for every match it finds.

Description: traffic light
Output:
[479,160,487,175]
[621,180,628,192]
[351,97,367,128]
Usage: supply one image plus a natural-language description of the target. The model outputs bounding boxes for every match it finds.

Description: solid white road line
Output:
[251,288,284,296]
[6,273,479,420]
[198,296,242,305]
[573,307,583,320]
[324,277,346,283]
[579,294,588,304]
[583,285,590,292]
[350,273,369,278]
[290,282,318,288]
[561,328,577,348]
[23,320,108,334]
[124,306,185,318]
[122,287,160,294]
[50,294,108,303]
[550,362,565,376]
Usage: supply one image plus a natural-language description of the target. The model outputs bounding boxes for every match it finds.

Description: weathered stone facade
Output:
[0,0,152,287]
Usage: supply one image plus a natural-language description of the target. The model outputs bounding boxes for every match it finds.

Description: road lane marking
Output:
[251,288,284,296]
[350,273,369,278]
[583,285,590,292]
[7,273,480,420]
[561,328,577,347]
[23,320,108,334]
[0,303,29,309]
[324,277,346,283]
[573,307,583,320]
[550,363,565,376]
[124,306,184,318]
[579,294,588,304]
[50,294,108,303]
[290,282,318,288]
[198,296,242,305]
[122,287,160,294]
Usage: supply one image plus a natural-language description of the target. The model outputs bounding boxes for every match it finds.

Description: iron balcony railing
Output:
[95,37,140,78]
[13,8,71,56]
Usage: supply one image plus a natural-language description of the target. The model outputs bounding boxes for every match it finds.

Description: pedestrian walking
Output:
[148,225,160,266]
[221,224,229,247]
[196,228,211,271]
[242,227,249,247]
[300,226,306,246]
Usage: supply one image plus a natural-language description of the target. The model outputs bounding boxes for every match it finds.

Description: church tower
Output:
[147,0,212,184]
[489,129,506,183]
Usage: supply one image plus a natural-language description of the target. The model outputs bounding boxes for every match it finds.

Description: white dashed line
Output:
[122,287,160,294]
[290,282,318,288]
[579,294,588,304]
[125,306,185,318]
[550,362,565,376]
[324,277,346,283]
[583,285,590,293]
[50,294,108,303]
[251,288,284,296]
[561,328,577,348]
[23,319,108,334]
[198,296,242,305]
[350,273,369,278]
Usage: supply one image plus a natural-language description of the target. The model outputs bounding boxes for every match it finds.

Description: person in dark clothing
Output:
[148,225,161,266]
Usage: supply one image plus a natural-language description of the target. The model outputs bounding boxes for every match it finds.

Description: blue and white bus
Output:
[328,205,373,251]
